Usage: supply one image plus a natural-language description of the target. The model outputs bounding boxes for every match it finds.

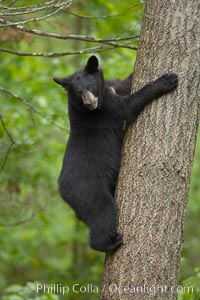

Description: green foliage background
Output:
[0,1,199,299]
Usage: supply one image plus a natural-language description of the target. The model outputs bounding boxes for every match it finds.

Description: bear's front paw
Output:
[154,73,178,95]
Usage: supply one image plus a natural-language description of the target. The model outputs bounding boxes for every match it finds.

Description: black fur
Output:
[53,56,178,253]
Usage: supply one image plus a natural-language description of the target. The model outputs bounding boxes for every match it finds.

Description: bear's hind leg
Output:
[89,200,123,253]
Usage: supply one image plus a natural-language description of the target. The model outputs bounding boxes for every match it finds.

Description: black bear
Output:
[53,56,178,253]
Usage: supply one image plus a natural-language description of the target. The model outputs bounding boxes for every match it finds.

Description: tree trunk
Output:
[101,1,200,299]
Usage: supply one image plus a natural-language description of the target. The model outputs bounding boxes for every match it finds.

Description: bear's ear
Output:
[53,74,74,89]
[85,55,99,73]
[53,77,67,86]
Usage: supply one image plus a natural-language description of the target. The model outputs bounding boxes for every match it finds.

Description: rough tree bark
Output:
[101,1,200,299]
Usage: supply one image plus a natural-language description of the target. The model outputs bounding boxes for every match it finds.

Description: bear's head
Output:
[53,56,104,110]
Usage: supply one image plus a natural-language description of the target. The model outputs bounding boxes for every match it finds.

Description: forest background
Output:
[0,1,199,299]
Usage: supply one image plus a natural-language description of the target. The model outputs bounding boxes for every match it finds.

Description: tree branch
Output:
[0,1,66,16]
[0,86,67,131]
[0,0,55,10]
[0,17,138,46]
[0,114,16,171]
[0,1,72,26]
[0,43,137,57]
[0,85,68,169]
[0,0,69,12]
[65,11,127,19]
[0,211,35,227]
[64,5,142,19]
[0,113,15,144]
[0,143,14,171]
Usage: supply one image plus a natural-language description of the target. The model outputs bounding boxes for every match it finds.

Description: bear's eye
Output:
[74,88,81,94]
[87,84,95,91]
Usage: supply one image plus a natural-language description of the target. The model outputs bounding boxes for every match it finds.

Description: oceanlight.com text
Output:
[35,282,195,296]
[104,283,194,296]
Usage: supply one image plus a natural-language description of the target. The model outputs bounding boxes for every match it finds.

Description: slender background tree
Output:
[101,1,200,299]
